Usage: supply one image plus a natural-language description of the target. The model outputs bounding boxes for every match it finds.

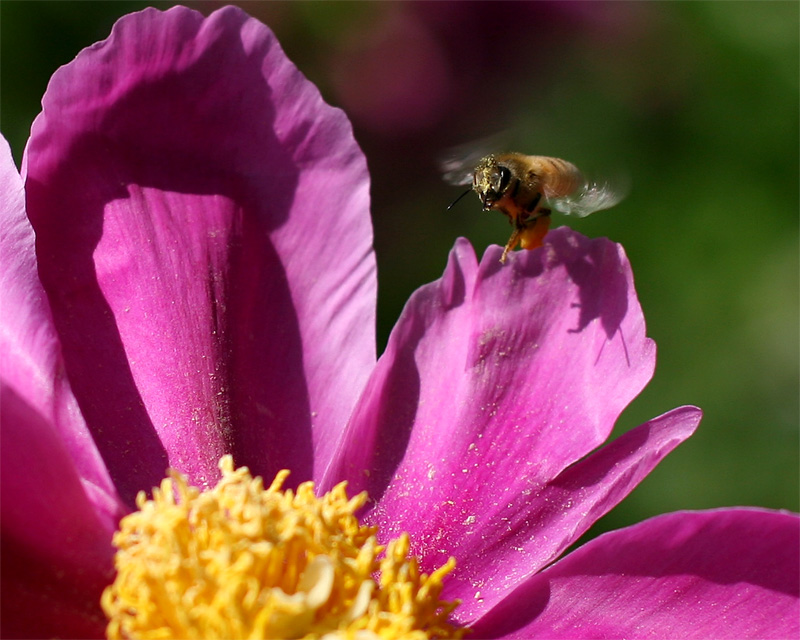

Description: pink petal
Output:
[0,134,45,412]
[23,6,375,503]
[471,509,800,639]
[449,405,700,622]
[0,134,122,523]
[326,232,654,495]
[323,230,685,617]
[1,134,118,637]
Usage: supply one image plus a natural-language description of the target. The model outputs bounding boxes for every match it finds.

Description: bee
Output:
[446,152,625,263]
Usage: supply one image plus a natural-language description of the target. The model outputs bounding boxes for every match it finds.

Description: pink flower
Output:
[1,6,797,639]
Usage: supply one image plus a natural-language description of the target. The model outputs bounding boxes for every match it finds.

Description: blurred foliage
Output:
[2,1,797,538]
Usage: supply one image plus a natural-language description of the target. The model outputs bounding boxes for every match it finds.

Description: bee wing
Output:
[549,178,628,218]
[440,132,511,186]
[441,156,476,186]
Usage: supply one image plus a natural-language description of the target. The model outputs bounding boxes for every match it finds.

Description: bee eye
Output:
[496,166,511,193]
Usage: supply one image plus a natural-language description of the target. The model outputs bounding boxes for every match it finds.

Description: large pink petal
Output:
[323,230,677,616]
[23,6,375,504]
[1,132,117,638]
[471,509,800,639]
[0,133,123,525]
[326,232,653,496]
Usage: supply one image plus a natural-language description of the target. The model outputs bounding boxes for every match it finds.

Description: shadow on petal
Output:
[547,230,629,340]
[26,15,312,502]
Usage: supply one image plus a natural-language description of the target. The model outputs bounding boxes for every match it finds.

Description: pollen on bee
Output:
[518,216,551,251]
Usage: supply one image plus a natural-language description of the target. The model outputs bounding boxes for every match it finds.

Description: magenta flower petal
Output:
[0,134,48,417]
[2,132,116,636]
[327,232,654,494]
[23,6,375,502]
[0,134,123,524]
[1,128,121,639]
[450,405,701,622]
[471,508,800,639]
[324,230,703,618]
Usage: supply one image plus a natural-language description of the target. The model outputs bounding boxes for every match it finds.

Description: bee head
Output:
[472,155,511,210]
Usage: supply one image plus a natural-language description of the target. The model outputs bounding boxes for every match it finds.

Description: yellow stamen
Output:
[101,456,464,639]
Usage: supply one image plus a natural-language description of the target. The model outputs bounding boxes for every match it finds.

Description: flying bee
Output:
[445,152,625,263]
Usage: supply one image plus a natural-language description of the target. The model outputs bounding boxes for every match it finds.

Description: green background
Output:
[3,1,797,539]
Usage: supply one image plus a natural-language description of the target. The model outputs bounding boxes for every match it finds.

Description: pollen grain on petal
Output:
[101,456,464,639]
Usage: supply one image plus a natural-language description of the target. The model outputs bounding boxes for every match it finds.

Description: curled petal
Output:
[23,6,376,503]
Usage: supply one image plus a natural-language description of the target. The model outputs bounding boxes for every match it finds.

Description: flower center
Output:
[101,456,464,639]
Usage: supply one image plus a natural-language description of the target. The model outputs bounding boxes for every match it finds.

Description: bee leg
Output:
[519,211,551,250]
[501,227,522,263]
